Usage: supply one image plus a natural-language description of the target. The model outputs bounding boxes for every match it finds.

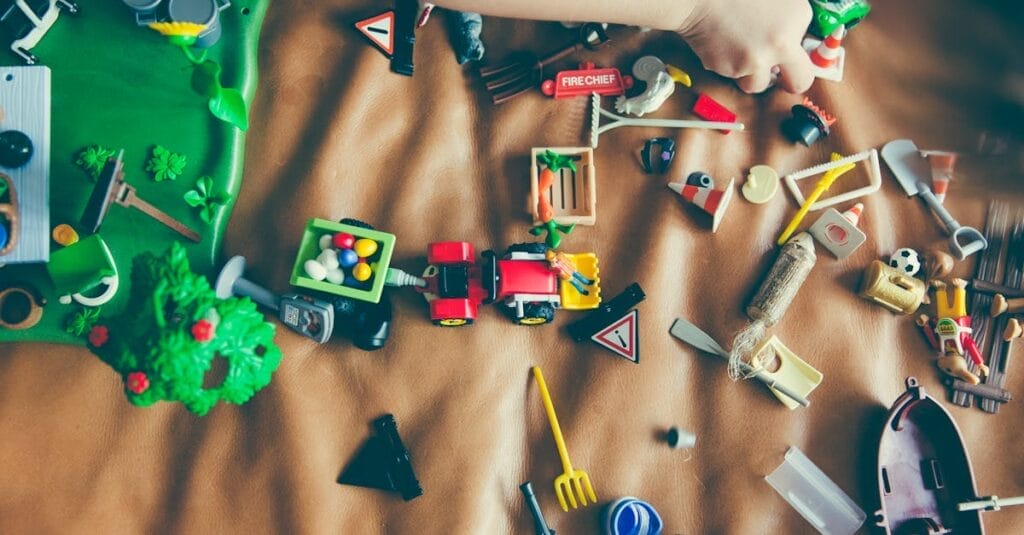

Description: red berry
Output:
[88,325,109,347]
[126,372,150,394]
[191,319,215,342]
[332,232,355,249]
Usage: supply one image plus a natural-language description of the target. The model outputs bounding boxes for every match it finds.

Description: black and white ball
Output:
[889,248,922,276]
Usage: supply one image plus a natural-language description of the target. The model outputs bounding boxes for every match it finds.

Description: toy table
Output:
[1,0,1023,533]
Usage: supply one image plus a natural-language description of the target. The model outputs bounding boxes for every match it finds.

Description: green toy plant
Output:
[65,307,102,337]
[184,176,229,223]
[85,242,281,416]
[146,145,188,182]
[75,145,117,180]
[148,22,250,131]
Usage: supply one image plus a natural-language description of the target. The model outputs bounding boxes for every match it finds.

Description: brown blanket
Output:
[2,0,1023,532]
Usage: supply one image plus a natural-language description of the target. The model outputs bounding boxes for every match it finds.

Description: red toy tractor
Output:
[419,242,601,326]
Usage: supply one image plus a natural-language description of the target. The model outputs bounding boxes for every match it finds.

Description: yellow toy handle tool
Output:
[666,64,692,87]
[777,153,856,245]
[532,366,575,475]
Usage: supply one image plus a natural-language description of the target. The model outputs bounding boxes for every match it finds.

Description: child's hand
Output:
[677,0,815,94]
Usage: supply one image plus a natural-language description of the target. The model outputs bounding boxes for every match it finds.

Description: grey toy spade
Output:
[881,139,987,260]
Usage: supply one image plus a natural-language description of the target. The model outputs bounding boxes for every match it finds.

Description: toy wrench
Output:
[881,139,987,260]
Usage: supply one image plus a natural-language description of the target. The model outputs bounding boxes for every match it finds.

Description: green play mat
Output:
[0,0,267,344]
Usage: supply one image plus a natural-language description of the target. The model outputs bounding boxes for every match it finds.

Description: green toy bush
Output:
[87,243,281,416]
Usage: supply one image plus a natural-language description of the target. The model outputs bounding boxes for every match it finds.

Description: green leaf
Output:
[183,190,205,207]
[200,204,216,224]
[75,145,117,180]
[209,88,249,131]
[190,60,223,99]
[197,176,212,196]
[146,145,187,181]
[167,153,187,177]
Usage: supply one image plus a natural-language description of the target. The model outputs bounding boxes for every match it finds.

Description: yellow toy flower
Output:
[148,21,207,37]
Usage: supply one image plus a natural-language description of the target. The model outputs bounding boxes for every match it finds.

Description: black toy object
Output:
[339,414,423,501]
[782,100,835,147]
[567,283,645,342]
[641,137,675,174]
[391,0,417,76]
[0,130,33,168]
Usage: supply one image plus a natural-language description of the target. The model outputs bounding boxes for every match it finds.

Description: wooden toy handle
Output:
[119,186,201,243]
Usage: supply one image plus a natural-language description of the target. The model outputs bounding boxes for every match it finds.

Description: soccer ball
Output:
[889,248,921,276]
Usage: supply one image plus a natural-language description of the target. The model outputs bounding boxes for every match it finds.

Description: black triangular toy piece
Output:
[339,414,422,501]
[567,281,644,332]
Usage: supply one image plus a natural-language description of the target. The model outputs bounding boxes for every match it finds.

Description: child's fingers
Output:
[776,53,815,94]
[736,69,775,94]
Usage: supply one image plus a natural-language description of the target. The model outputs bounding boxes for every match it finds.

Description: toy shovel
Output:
[81,150,200,242]
[531,366,597,512]
[881,139,987,260]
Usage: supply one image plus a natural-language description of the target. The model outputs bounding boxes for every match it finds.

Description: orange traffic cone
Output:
[841,203,864,226]
[667,177,735,232]
[802,26,846,82]
[921,150,957,204]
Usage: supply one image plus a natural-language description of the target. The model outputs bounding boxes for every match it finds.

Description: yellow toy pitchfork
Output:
[531,366,597,511]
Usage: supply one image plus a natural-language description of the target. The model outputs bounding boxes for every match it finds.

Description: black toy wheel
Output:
[57,0,80,14]
[505,242,549,255]
[518,303,554,325]
[339,218,374,230]
[845,17,862,29]
[332,293,393,351]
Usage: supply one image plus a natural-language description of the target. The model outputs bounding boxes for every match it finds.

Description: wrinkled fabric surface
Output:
[2,1,1023,533]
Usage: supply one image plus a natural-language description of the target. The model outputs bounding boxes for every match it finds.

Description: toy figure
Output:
[545,249,594,295]
[917,279,990,385]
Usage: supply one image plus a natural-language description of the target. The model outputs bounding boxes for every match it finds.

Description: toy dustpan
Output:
[750,336,823,410]
[46,234,119,306]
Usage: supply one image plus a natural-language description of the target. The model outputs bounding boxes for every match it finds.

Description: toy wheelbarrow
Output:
[46,234,119,307]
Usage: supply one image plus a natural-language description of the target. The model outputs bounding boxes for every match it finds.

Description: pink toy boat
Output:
[875,377,984,534]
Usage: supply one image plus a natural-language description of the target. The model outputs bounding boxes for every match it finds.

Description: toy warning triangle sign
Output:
[355,11,395,57]
[591,309,639,363]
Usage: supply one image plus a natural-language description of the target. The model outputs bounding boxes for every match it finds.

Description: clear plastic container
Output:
[765,446,866,535]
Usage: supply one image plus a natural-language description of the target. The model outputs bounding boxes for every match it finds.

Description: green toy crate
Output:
[290,219,396,304]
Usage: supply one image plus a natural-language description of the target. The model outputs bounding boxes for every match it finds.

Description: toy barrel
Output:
[859,260,926,315]
[168,0,226,48]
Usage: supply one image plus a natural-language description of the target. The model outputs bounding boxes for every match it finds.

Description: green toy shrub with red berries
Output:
[86,243,281,416]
